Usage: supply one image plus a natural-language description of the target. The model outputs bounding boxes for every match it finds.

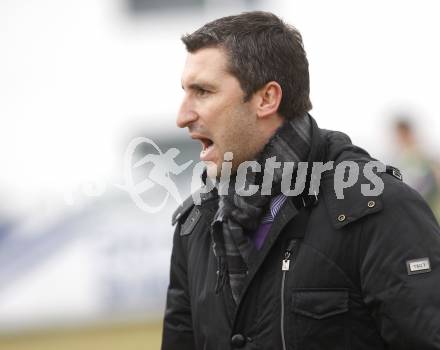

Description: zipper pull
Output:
[281,240,297,271]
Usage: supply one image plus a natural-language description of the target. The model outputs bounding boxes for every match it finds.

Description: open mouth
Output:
[193,136,214,160]
[190,133,215,160]
[199,137,214,152]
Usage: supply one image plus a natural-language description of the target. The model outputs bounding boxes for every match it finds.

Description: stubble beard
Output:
[208,102,262,179]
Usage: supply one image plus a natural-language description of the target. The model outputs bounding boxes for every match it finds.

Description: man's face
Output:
[177,47,261,178]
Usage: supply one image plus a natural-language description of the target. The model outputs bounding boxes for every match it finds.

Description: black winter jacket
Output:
[161,119,440,350]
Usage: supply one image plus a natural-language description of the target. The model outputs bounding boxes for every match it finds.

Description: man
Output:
[392,117,440,220]
[161,11,440,350]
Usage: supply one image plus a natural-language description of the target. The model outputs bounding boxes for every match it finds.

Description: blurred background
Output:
[0,0,439,349]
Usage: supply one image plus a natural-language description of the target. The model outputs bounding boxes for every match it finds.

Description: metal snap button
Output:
[338,214,346,222]
[231,334,246,348]
[367,200,375,208]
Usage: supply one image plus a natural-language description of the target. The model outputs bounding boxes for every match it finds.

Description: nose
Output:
[177,95,198,128]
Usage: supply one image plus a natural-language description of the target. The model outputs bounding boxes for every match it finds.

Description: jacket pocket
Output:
[290,288,350,350]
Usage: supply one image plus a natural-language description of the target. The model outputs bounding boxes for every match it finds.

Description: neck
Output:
[258,114,284,144]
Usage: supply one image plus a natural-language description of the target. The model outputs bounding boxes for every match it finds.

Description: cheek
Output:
[208,99,251,149]
[200,103,224,130]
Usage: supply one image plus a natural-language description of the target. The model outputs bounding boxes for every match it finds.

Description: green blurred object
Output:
[0,320,162,350]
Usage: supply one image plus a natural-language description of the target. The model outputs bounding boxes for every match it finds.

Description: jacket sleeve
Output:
[359,180,440,349]
[161,224,195,350]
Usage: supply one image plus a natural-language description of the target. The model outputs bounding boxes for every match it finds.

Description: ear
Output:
[255,81,282,119]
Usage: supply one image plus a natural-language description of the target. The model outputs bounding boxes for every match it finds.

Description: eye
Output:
[195,87,210,97]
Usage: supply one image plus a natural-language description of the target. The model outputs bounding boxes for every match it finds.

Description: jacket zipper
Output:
[281,239,298,350]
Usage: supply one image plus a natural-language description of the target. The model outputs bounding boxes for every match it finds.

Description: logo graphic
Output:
[116,137,193,213]
[66,137,388,214]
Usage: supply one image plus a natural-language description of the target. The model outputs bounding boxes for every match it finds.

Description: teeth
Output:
[200,141,213,157]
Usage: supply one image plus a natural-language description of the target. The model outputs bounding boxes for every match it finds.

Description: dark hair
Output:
[181,11,312,120]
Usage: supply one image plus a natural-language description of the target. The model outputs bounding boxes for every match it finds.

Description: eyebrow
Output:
[182,82,217,91]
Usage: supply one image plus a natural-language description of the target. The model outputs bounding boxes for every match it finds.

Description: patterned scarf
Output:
[210,114,312,304]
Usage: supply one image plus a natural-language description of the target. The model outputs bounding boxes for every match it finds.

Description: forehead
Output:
[181,47,231,86]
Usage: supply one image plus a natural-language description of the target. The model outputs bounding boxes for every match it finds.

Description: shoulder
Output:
[316,127,422,229]
[320,156,419,230]
[172,194,196,226]
[171,186,218,225]
[379,167,438,223]
[171,189,218,238]
[170,194,202,239]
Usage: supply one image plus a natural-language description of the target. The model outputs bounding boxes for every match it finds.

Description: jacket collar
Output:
[310,120,384,229]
